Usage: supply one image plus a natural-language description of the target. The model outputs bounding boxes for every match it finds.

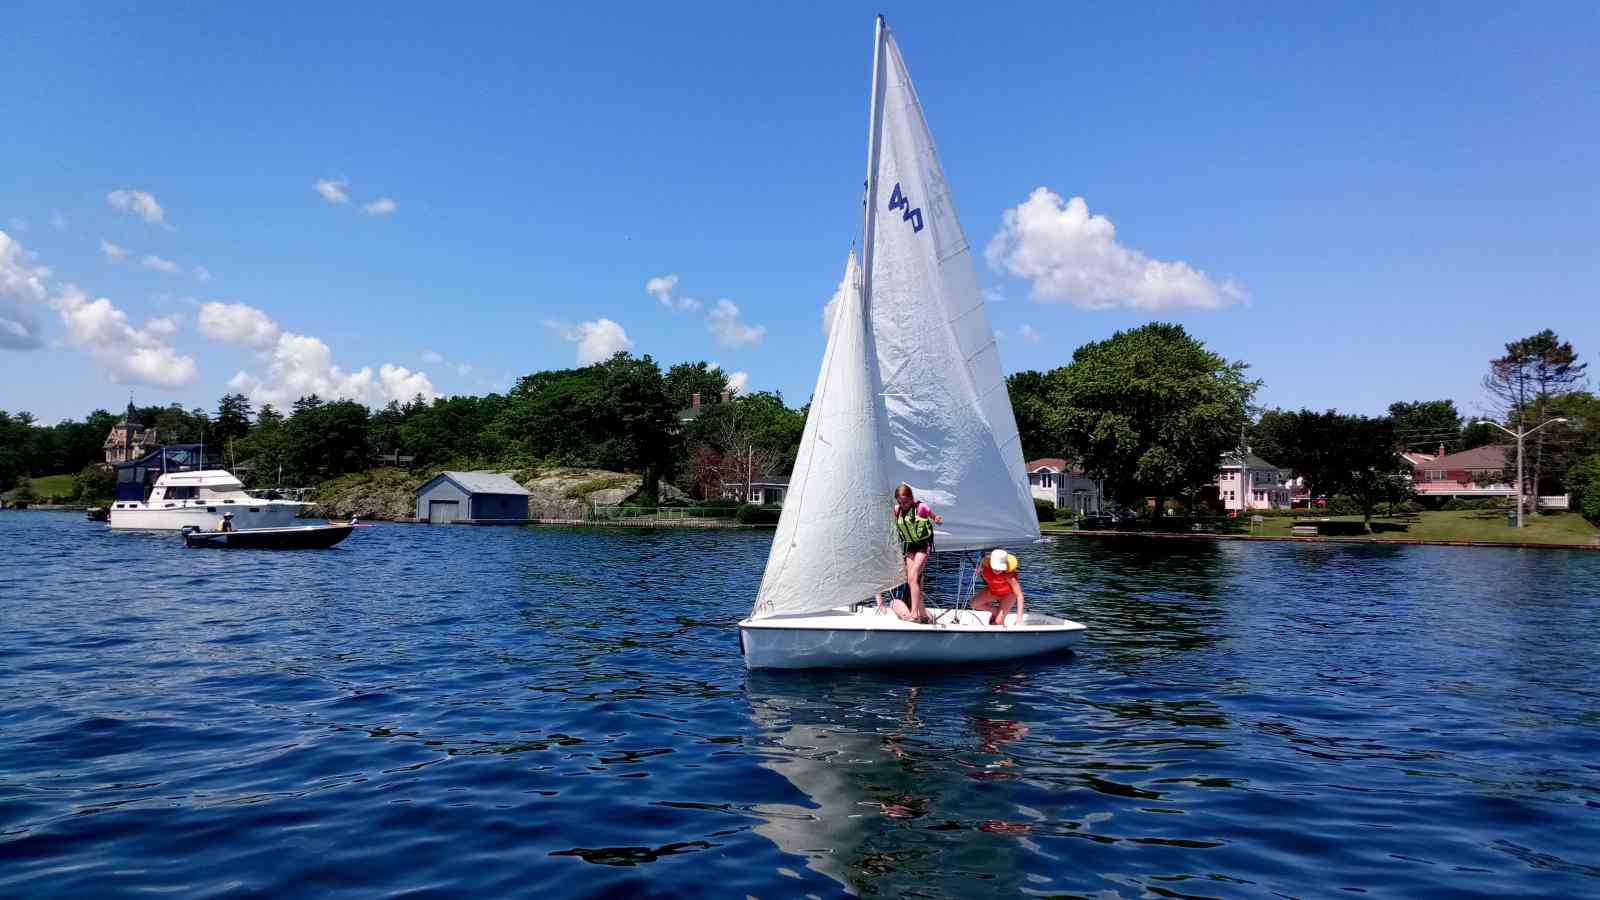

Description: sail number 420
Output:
[888,183,924,233]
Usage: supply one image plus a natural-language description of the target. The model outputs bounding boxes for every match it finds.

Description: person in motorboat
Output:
[892,483,942,623]
[971,549,1024,626]
[219,512,236,533]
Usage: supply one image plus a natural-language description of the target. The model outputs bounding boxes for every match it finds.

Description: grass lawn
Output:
[3,473,76,501]
[1046,510,1598,546]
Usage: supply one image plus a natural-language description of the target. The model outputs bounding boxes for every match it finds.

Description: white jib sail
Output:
[750,251,905,618]
[865,23,1039,553]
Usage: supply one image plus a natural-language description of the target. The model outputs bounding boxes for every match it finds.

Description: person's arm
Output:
[919,501,942,526]
[1008,575,1023,623]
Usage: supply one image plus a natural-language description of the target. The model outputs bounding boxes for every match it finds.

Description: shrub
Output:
[1323,495,1363,516]
[1395,500,1425,515]
[1571,454,1600,527]
[1443,497,1504,512]
[736,503,782,525]
[73,464,116,504]
[1033,498,1055,523]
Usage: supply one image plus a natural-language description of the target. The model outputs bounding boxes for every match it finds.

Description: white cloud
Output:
[100,239,128,262]
[726,370,749,393]
[199,299,436,407]
[194,265,212,282]
[360,197,397,216]
[314,177,350,205]
[646,274,677,304]
[142,254,179,274]
[421,349,444,364]
[52,285,197,387]
[1017,324,1042,344]
[197,300,282,348]
[144,315,181,336]
[546,317,632,365]
[985,187,1247,311]
[107,189,166,226]
[0,231,51,303]
[707,298,765,348]
[645,273,701,312]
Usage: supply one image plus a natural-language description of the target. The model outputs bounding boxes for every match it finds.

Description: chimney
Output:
[691,393,700,409]
[1437,443,1445,459]
[720,390,730,404]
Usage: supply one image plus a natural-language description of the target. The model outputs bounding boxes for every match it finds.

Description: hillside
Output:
[304,466,687,521]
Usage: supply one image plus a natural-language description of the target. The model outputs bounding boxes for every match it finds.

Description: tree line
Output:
[5,324,1596,527]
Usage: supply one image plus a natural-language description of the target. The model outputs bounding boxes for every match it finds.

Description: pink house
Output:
[1413,445,1512,500]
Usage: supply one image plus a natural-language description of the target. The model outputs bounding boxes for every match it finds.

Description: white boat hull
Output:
[108,502,305,531]
[739,606,1086,670]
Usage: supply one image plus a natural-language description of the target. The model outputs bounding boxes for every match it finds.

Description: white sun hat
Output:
[989,548,1009,571]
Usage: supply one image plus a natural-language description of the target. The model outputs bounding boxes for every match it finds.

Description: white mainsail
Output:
[751,251,904,618]
[864,22,1039,553]
[748,18,1038,620]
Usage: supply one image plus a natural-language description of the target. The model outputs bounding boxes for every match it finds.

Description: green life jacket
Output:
[895,505,934,544]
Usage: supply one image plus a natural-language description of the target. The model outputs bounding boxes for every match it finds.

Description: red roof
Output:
[1026,458,1087,476]
[1418,445,1509,470]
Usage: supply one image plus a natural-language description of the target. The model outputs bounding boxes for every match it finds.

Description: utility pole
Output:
[1474,417,1568,527]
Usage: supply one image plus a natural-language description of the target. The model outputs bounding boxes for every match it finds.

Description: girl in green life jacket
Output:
[893,483,942,623]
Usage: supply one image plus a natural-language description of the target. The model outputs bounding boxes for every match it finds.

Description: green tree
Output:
[1257,411,1409,530]
[1389,400,1463,454]
[1044,323,1258,516]
[664,361,731,413]
[284,400,371,482]
[214,393,254,446]
[10,475,38,503]
[1484,330,1588,514]
[72,463,116,503]
[1570,453,1600,527]
[1006,370,1054,460]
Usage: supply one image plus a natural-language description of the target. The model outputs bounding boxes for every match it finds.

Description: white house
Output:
[1216,450,1291,511]
[1026,458,1102,515]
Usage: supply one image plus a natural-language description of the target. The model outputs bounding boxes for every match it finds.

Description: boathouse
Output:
[414,471,531,524]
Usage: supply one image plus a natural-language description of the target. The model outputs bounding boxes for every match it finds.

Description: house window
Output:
[1427,470,1448,482]
[1041,473,1053,488]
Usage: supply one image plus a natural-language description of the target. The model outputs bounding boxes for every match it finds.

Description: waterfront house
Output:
[414,471,531,524]
[1216,451,1291,511]
[721,474,788,505]
[103,401,160,465]
[1025,458,1103,516]
[1412,445,1512,501]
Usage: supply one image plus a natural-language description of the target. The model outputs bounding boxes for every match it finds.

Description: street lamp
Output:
[1473,417,1569,528]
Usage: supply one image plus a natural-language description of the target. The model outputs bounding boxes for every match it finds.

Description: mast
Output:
[860,15,888,321]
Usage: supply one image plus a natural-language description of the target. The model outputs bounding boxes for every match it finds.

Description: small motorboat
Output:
[86,506,110,522]
[182,522,355,550]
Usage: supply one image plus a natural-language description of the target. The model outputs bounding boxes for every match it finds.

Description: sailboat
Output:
[738,17,1087,670]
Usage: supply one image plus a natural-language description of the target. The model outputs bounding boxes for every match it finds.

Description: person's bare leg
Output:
[907,551,930,622]
[890,596,915,620]
[989,593,1015,626]
[971,589,998,622]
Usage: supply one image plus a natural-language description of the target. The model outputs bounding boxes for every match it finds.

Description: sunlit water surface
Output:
[2,512,1598,897]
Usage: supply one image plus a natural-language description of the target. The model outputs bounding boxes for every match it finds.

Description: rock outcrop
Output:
[304,466,687,521]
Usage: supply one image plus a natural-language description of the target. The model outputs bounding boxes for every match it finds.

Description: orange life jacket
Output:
[979,553,1018,596]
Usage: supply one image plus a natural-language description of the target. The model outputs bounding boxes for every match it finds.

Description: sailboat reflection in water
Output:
[738,17,1086,669]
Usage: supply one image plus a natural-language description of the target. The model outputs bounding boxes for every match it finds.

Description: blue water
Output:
[2,512,1598,898]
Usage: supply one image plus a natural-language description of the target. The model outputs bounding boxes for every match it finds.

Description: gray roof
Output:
[427,471,532,496]
[1220,451,1285,471]
[751,474,790,486]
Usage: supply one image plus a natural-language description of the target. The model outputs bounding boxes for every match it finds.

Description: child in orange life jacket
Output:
[971,548,1024,626]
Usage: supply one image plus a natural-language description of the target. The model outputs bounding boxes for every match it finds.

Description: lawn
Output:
[3,473,77,501]
[1045,510,1599,547]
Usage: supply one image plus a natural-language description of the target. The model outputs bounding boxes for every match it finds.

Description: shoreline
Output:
[1042,527,1600,551]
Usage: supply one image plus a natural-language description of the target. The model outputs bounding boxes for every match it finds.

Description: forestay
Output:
[865,24,1039,552]
[751,252,904,618]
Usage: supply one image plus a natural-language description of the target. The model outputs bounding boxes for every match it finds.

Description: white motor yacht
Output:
[109,469,307,530]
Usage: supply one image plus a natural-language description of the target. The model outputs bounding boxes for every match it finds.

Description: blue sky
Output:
[2,2,1596,423]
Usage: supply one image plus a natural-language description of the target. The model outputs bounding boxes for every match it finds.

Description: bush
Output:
[736,504,782,525]
[73,464,116,503]
[1443,497,1504,512]
[1571,454,1600,527]
[1323,495,1363,516]
[1394,500,1425,515]
[1033,498,1055,523]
